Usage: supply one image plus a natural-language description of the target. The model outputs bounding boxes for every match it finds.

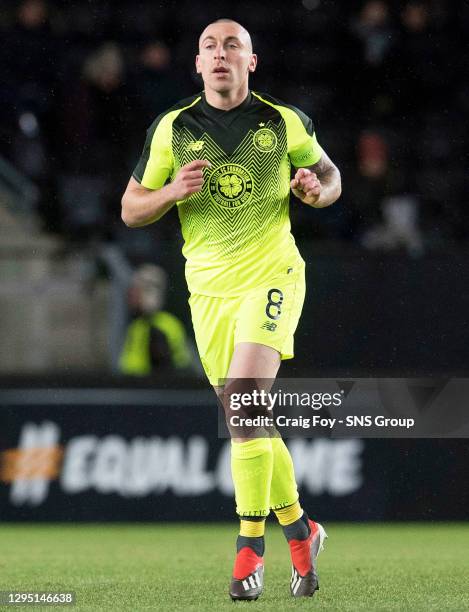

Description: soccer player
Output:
[121,19,341,600]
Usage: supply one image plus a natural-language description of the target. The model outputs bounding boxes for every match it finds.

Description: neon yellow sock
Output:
[269,437,300,512]
[231,438,273,517]
[274,500,303,526]
[240,519,266,538]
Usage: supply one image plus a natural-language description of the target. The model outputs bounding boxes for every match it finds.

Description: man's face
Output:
[196,22,257,94]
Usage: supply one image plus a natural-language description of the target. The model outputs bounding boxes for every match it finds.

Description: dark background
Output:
[1,0,468,247]
[1,0,468,374]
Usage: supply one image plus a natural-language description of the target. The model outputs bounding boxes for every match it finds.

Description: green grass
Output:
[0,523,468,611]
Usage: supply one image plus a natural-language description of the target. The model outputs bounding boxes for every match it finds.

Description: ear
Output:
[195,54,202,74]
[248,53,258,73]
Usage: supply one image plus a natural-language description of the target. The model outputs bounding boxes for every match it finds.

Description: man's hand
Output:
[168,159,211,201]
[290,168,322,206]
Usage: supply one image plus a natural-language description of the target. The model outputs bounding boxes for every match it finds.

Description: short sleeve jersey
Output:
[133,91,323,297]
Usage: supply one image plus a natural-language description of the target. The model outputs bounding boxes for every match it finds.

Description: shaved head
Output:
[196,19,257,104]
[199,19,253,53]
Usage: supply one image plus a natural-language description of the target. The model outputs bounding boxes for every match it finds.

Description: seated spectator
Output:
[347,130,393,236]
[351,0,394,67]
[119,264,196,376]
[394,1,454,116]
[130,40,184,134]
[361,193,424,257]
[353,133,423,255]
[57,42,130,240]
[349,1,398,121]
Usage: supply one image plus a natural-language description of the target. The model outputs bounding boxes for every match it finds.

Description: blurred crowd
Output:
[1,0,468,261]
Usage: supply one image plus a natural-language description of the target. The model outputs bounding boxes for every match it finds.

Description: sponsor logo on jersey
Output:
[261,321,277,332]
[209,164,253,208]
[253,128,277,153]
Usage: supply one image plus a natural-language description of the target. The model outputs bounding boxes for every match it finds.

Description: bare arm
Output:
[121,159,211,228]
[290,150,341,209]
[121,178,177,228]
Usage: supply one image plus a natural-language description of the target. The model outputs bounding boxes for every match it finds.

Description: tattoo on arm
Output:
[308,151,337,182]
[306,151,342,207]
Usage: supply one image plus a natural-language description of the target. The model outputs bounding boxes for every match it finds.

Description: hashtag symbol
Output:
[0,447,63,482]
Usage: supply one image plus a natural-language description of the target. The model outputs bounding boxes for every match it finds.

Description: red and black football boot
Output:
[289,520,327,597]
[229,546,264,601]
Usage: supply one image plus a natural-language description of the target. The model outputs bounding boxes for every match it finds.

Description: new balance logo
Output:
[242,571,262,591]
[291,567,303,595]
[261,321,277,332]
[186,140,204,151]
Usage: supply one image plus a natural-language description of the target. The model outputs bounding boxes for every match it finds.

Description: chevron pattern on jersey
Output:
[174,120,290,259]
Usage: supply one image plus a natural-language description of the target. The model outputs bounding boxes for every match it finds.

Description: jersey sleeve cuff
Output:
[290,146,323,168]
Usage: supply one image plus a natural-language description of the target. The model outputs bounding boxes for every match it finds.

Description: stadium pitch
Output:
[0,523,467,610]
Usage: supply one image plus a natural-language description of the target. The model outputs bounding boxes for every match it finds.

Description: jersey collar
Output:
[200,90,252,118]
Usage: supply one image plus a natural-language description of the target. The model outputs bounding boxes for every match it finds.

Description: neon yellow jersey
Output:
[133,91,323,297]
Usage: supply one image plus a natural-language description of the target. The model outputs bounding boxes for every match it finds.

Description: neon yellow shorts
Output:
[189,264,306,385]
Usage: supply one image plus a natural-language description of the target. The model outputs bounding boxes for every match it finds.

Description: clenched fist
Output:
[168,159,211,201]
[290,168,322,207]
